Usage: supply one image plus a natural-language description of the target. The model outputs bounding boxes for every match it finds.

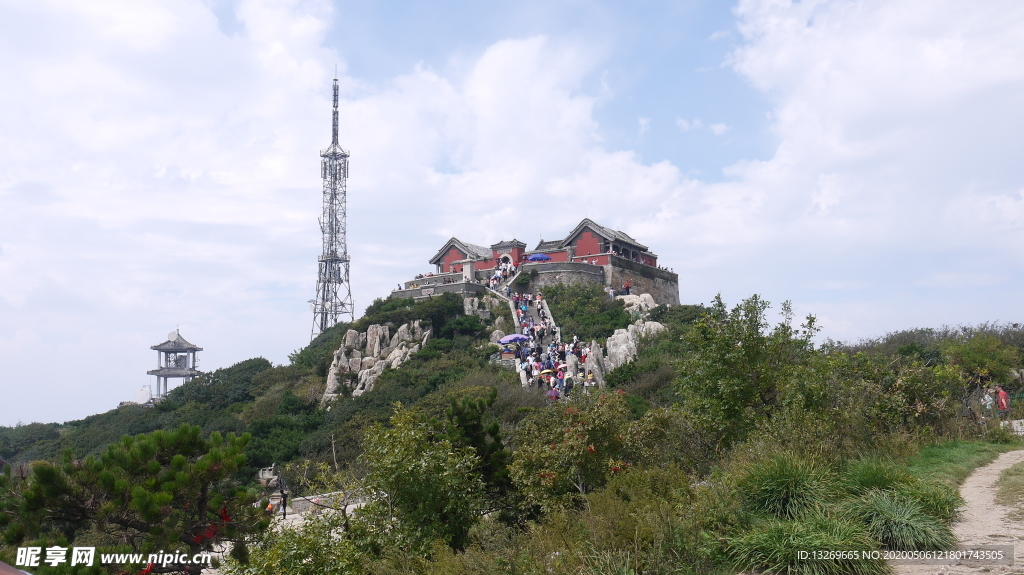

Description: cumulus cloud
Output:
[716,0,1024,331]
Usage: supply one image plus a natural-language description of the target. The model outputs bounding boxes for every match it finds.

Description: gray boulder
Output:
[344,329,360,349]
[390,323,412,349]
[584,341,607,387]
[605,328,637,372]
[365,324,390,358]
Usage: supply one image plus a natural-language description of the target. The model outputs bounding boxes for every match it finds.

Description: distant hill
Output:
[0,292,509,478]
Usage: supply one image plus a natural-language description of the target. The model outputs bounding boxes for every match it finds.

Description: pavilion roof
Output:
[151,330,203,352]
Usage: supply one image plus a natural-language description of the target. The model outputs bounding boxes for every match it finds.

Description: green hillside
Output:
[0,293,503,476]
[3,289,1024,574]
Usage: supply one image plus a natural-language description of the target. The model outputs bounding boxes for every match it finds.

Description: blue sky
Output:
[313,0,775,176]
[2,0,1024,426]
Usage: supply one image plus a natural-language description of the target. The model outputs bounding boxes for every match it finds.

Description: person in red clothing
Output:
[997,385,1011,419]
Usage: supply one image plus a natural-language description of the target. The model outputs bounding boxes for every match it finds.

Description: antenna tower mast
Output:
[310,77,354,339]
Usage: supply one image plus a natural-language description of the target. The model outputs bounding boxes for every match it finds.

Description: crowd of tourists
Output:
[508,292,598,400]
[486,260,518,291]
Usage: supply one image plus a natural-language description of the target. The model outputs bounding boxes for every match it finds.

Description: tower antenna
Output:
[310,78,354,340]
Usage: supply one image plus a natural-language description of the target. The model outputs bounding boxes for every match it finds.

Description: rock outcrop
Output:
[584,342,608,387]
[603,320,665,372]
[321,319,431,403]
[616,293,658,317]
[581,309,665,388]
[464,295,505,321]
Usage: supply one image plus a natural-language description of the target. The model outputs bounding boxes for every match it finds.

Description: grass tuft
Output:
[737,454,837,519]
[727,514,889,575]
[843,490,956,551]
[895,481,963,524]
[844,458,915,494]
[996,460,1024,521]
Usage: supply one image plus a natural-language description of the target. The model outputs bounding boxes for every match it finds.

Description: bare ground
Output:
[894,449,1024,575]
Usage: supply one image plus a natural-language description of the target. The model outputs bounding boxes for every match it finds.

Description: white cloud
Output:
[675,117,702,131]
[3,0,1024,426]
[0,6,688,424]
[638,116,650,135]
[712,0,1024,332]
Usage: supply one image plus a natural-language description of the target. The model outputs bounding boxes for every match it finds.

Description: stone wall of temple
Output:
[604,256,679,305]
[514,261,606,292]
[509,259,679,306]
[391,281,489,302]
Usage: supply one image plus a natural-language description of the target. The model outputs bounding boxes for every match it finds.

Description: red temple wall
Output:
[571,230,602,257]
[533,250,569,263]
[442,248,466,273]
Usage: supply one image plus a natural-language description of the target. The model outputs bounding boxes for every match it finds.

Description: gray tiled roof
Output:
[570,218,650,251]
[429,238,494,264]
[463,242,491,259]
[490,239,527,249]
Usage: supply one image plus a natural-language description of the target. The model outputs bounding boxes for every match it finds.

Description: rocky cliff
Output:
[580,319,665,387]
[320,319,432,402]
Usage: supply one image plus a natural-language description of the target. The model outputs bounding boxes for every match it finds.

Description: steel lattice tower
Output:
[310,77,354,340]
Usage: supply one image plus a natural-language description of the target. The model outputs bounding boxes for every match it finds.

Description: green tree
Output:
[541,283,632,342]
[0,424,267,574]
[354,406,485,553]
[674,295,820,447]
[510,391,633,508]
[941,334,1021,388]
[440,388,512,508]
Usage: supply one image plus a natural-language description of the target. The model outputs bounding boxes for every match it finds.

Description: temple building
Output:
[428,219,658,274]
[146,329,202,398]
[395,218,679,305]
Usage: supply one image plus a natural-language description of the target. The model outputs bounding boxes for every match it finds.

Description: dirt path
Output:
[895,449,1024,575]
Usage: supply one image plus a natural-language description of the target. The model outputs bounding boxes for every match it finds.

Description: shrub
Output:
[728,514,886,575]
[985,422,1018,444]
[737,454,837,518]
[624,408,721,475]
[843,490,956,551]
[509,391,633,508]
[224,512,361,575]
[541,283,632,343]
[583,467,738,574]
[622,394,649,419]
